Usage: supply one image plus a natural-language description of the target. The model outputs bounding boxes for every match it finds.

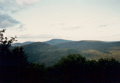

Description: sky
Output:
[0,0,120,42]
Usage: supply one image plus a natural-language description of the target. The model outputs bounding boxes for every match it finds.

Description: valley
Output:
[13,39,120,66]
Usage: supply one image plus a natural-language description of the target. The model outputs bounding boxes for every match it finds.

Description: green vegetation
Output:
[22,40,120,66]
[44,39,72,45]
[47,54,120,83]
[1,30,120,83]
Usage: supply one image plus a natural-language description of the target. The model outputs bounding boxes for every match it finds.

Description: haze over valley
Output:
[1,0,120,82]
[12,39,120,66]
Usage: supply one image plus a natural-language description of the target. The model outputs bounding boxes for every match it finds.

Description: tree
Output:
[12,47,28,66]
[0,29,28,83]
[0,29,17,54]
[48,54,87,83]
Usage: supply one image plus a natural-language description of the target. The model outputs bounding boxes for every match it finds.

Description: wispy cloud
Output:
[99,24,108,27]
[0,14,23,28]
[0,0,41,13]
[0,0,40,28]
[58,23,82,30]
[62,26,82,30]
[16,0,40,6]
[112,34,120,37]
[18,34,60,42]
[19,34,57,39]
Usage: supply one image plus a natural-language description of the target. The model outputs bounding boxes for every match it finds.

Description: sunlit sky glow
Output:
[0,0,120,42]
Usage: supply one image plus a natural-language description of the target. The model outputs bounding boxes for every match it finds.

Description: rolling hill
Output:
[55,40,120,50]
[19,39,120,66]
[44,39,73,45]
[12,41,34,46]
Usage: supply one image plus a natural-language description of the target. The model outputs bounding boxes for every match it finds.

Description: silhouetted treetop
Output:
[0,29,17,54]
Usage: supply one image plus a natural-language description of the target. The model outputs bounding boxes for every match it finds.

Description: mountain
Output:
[21,40,120,66]
[12,41,34,46]
[23,42,57,51]
[55,40,120,51]
[44,39,73,45]
[23,42,60,65]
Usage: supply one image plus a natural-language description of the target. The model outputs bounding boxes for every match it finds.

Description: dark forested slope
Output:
[22,40,120,66]
[44,39,73,45]
[55,40,120,50]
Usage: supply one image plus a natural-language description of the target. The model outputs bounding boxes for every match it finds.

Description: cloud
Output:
[112,34,120,37]
[16,0,40,6]
[62,26,82,30]
[0,0,18,13]
[0,0,40,28]
[18,34,59,42]
[58,23,82,30]
[19,34,56,39]
[0,0,41,13]
[0,14,23,28]
[99,24,108,27]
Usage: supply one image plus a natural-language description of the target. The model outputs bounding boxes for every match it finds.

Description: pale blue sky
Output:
[0,0,120,42]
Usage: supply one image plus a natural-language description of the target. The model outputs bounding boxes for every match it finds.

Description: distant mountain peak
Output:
[12,41,34,46]
[44,39,73,45]
[49,39,72,41]
[79,40,104,42]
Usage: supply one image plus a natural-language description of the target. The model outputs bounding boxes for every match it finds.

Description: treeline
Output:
[1,48,120,83]
[23,41,120,66]
[0,29,120,83]
[47,54,120,83]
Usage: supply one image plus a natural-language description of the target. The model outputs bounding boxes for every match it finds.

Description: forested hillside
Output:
[20,39,120,66]
[55,40,120,50]
[1,31,120,83]
[44,39,73,45]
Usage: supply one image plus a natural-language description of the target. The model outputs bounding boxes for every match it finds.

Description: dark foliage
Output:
[46,54,120,83]
[0,29,46,83]
[22,40,120,66]
[0,29,120,83]
[0,46,28,83]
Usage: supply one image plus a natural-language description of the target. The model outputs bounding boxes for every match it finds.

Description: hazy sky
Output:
[0,0,120,42]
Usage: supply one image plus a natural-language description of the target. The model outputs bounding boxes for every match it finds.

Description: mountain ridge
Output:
[12,39,120,46]
[44,39,73,45]
[19,39,120,66]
